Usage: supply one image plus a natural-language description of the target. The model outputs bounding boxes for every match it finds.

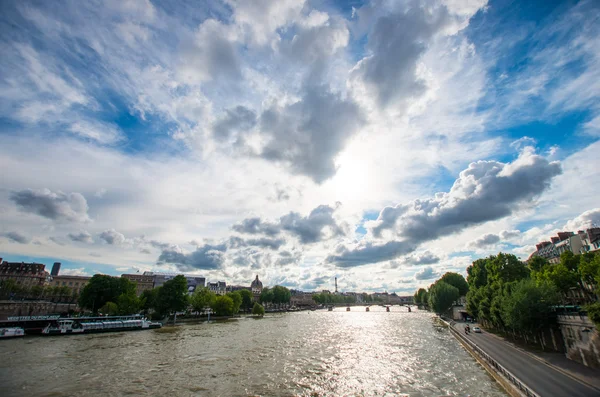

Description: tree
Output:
[117,291,145,315]
[501,279,559,334]
[79,275,136,313]
[226,291,242,314]
[440,272,469,296]
[260,287,274,304]
[141,288,158,313]
[252,302,265,316]
[528,256,549,273]
[585,303,600,331]
[534,263,579,296]
[466,258,488,289]
[271,285,291,306]
[238,289,254,312]
[579,253,600,287]
[100,301,119,316]
[155,275,189,316]
[428,281,459,314]
[486,253,529,285]
[211,295,234,316]
[560,251,579,272]
[414,288,428,305]
[190,288,216,314]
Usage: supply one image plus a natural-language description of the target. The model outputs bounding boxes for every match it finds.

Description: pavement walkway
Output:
[451,321,600,397]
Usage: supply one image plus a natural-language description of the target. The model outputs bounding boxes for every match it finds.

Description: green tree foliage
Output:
[527,256,549,273]
[155,275,189,315]
[100,301,119,316]
[501,279,559,333]
[534,263,579,295]
[486,253,530,285]
[238,289,254,312]
[427,281,459,314]
[585,303,600,330]
[560,251,579,272]
[190,288,216,313]
[440,272,469,296]
[271,285,291,305]
[579,253,600,288]
[252,302,265,316]
[466,258,488,289]
[211,295,234,316]
[226,291,242,314]
[79,275,136,313]
[312,293,356,305]
[140,288,158,312]
[414,288,428,305]
[260,287,274,304]
[117,291,145,315]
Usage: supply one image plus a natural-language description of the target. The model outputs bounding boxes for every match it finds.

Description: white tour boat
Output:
[0,327,25,339]
[41,316,161,335]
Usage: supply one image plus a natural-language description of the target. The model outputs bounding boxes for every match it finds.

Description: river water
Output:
[0,307,506,396]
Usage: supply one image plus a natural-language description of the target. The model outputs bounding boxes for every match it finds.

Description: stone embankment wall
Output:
[0,300,82,320]
[558,314,600,369]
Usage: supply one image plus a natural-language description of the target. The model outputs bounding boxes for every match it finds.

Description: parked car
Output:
[472,326,481,333]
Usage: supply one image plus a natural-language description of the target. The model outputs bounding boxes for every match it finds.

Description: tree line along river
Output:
[0,307,507,397]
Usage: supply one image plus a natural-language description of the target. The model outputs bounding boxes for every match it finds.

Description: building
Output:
[226,285,250,293]
[121,274,154,296]
[290,291,315,307]
[0,261,49,288]
[578,228,600,254]
[208,281,227,295]
[48,275,91,295]
[251,275,263,302]
[144,272,205,294]
[50,262,61,276]
[529,228,600,262]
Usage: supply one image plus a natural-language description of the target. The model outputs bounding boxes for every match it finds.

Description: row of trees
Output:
[260,286,291,306]
[413,272,469,314]
[465,253,563,338]
[79,275,268,318]
[0,279,78,303]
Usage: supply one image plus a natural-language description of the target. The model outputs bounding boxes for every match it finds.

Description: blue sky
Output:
[0,0,599,293]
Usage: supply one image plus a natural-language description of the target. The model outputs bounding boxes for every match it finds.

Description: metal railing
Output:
[447,321,541,397]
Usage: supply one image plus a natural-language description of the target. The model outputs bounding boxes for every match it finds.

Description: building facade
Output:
[250,275,263,302]
[48,275,91,295]
[144,272,206,294]
[0,261,49,288]
[208,281,227,295]
[121,274,154,295]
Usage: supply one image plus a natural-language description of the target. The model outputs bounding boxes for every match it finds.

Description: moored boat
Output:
[0,327,25,339]
[41,315,161,336]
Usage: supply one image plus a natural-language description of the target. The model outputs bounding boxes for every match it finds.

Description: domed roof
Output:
[251,275,262,289]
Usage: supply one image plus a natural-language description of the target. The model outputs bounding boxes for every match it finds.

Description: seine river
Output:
[0,307,506,396]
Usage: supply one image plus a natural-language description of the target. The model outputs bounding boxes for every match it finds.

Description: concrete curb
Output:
[482,330,600,393]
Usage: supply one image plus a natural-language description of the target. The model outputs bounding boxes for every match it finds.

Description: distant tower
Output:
[51,262,61,276]
[335,277,338,294]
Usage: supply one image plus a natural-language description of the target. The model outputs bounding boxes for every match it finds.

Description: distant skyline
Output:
[1,0,599,293]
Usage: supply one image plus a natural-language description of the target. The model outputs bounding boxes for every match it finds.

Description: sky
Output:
[1,0,599,294]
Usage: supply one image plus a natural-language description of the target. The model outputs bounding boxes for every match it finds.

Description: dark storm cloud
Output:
[405,251,440,266]
[212,105,257,141]
[68,230,93,243]
[258,85,363,183]
[234,204,346,244]
[326,240,415,268]
[99,229,126,245]
[158,243,227,271]
[228,236,286,250]
[5,231,31,244]
[353,3,451,106]
[467,233,501,249]
[369,152,562,243]
[10,188,89,222]
[414,266,438,280]
[232,217,281,236]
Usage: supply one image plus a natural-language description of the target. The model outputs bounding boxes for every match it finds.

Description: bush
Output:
[252,302,265,316]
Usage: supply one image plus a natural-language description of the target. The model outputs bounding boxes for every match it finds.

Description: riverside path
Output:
[452,322,600,397]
